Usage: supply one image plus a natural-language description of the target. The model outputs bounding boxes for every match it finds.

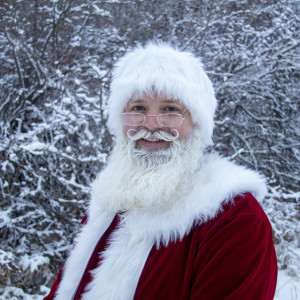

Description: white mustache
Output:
[127,128,179,142]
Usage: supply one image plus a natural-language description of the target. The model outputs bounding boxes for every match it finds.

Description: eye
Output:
[130,105,146,112]
[164,106,180,113]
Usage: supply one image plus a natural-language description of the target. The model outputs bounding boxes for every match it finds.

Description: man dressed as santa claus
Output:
[45,43,277,300]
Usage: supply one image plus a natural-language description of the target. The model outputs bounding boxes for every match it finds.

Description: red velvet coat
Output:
[45,193,277,300]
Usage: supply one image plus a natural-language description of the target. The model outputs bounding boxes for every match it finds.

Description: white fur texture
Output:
[54,154,267,300]
[54,211,115,300]
[82,217,154,300]
[108,42,217,147]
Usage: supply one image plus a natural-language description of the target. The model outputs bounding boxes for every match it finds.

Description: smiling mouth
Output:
[137,138,170,150]
[143,137,161,142]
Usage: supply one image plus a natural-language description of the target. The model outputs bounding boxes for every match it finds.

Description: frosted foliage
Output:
[0,0,299,298]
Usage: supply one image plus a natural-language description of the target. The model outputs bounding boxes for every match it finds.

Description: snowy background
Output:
[0,0,299,299]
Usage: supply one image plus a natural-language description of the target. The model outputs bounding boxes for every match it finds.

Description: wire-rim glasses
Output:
[121,112,185,127]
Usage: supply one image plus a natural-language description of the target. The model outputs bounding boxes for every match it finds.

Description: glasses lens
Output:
[158,114,182,126]
[122,113,144,125]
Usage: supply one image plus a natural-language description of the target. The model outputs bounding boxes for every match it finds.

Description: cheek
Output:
[177,119,193,139]
[176,127,188,139]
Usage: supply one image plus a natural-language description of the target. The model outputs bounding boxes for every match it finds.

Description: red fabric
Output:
[44,193,277,300]
[44,215,120,300]
[74,214,120,299]
[135,193,277,300]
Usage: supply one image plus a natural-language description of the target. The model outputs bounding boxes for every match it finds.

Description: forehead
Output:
[127,93,185,108]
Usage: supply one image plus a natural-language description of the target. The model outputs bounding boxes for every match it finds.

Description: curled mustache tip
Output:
[127,129,137,137]
[171,129,179,139]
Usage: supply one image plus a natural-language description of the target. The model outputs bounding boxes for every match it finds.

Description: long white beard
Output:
[91,128,204,213]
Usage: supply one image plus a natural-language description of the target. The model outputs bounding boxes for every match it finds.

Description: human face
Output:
[123,94,193,151]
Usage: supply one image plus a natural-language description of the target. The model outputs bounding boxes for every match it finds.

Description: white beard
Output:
[91,128,204,213]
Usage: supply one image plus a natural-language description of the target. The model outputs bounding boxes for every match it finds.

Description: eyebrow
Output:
[161,99,184,108]
[130,99,181,104]
[129,99,145,104]
[162,99,180,104]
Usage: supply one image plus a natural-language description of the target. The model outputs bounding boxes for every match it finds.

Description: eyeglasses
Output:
[120,112,185,127]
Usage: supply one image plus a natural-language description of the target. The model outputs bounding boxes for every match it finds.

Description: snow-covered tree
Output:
[0,0,299,297]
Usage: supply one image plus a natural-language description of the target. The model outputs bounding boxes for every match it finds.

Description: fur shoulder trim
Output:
[108,154,267,247]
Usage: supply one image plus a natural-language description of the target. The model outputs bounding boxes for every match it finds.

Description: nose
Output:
[143,115,162,131]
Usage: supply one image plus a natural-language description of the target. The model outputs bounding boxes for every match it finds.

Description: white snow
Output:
[0,286,45,300]
[20,254,50,273]
[21,141,45,155]
[0,250,13,266]
[275,270,300,300]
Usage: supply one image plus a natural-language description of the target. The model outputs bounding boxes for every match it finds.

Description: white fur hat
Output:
[107,42,217,146]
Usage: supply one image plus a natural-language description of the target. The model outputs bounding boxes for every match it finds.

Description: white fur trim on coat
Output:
[107,42,217,147]
[54,154,267,300]
[54,211,115,300]
[82,219,154,300]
